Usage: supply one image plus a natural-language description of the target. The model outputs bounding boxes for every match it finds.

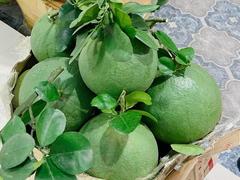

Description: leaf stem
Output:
[146,18,167,28]
[118,90,127,112]
[145,18,167,23]
[48,10,59,22]
[29,106,35,136]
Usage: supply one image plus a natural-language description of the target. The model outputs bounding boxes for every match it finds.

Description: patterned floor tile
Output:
[191,27,240,66]
[169,0,216,17]
[230,59,240,80]
[205,0,240,40]
[219,146,240,176]
[153,5,203,47]
[230,0,240,5]
[194,55,230,89]
[222,80,240,121]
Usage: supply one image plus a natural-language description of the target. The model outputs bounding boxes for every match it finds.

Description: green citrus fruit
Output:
[31,12,68,61]
[80,113,159,180]
[144,63,222,144]
[12,70,29,108]
[78,23,158,97]
[16,57,94,131]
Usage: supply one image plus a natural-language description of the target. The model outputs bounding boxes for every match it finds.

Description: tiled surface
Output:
[154,0,240,176]
[219,146,240,177]
[1,0,240,177]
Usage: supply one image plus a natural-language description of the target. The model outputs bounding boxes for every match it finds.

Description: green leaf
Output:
[36,108,66,147]
[155,31,178,53]
[36,158,76,180]
[109,1,123,9]
[135,29,159,50]
[158,56,176,75]
[0,159,40,180]
[69,31,89,64]
[22,100,47,124]
[125,91,152,109]
[35,81,60,102]
[110,111,141,134]
[158,48,171,57]
[123,2,159,14]
[157,0,168,6]
[110,0,122,3]
[0,0,10,5]
[175,56,189,65]
[0,134,35,169]
[1,116,25,142]
[112,7,132,32]
[97,0,105,7]
[171,144,204,156]
[100,127,128,166]
[124,26,137,38]
[75,0,96,10]
[91,94,117,113]
[131,14,148,31]
[70,3,99,28]
[129,109,158,123]
[56,2,81,52]
[177,47,195,63]
[72,20,98,36]
[50,132,93,175]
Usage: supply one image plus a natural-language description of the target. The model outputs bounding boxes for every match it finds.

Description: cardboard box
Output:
[1,20,240,180]
[16,0,153,28]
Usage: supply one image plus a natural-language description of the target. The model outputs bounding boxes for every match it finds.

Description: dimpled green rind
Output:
[17,57,94,131]
[78,23,158,97]
[80,113,159,180]
[31,13,67,61]
[144,63,222,144]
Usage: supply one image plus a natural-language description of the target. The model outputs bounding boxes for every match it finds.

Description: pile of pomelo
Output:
[3,0,221,179]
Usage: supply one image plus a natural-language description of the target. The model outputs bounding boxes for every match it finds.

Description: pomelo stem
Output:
[145,18,167,23]
[146,18,167,28]
[13,67,64,116]
[29,106,35,136]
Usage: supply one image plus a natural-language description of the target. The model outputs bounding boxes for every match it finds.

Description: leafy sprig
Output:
[154,31,195,76]
[91,90,159,166]
[91,90,157,134]
[61,0,193,77]
[65,0,167,63]
[0,67,93,180]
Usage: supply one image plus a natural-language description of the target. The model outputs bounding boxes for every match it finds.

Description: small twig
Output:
[29,106,35,123]
[117,90,127,113]
[146,18,168,28]
[13,67,64,116]
[48,10,59,22]
[29,106,35,136]
[145,18,168,23]
[47,67,64,82]
[13,93,38,117]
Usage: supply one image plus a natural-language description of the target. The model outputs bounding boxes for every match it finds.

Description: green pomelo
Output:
[144,63,222,144]
[12,70,29,108]
[17,57,94,131]
[79,23,158,97]
[31,13,68,61]
[80,113,159,180]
